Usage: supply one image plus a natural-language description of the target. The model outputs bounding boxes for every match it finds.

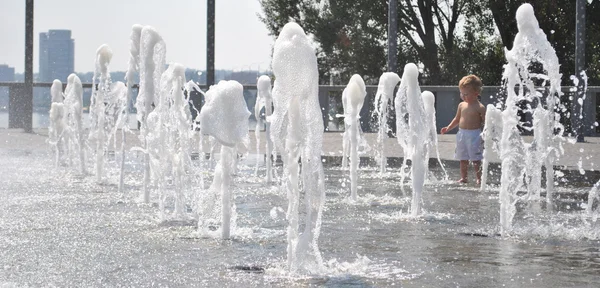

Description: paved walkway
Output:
[2,128,600,173]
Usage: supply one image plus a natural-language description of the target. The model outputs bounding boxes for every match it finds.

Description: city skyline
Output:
[39,29,74,82]
[0,0,275,74]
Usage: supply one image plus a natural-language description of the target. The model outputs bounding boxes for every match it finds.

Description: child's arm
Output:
[441,103,462,134]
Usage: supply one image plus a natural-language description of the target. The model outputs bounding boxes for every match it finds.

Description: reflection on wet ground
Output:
[1,149,599,287]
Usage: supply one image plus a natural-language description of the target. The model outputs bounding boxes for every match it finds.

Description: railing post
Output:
[387,0,398,73]
[572,0,586,141]
[22,0,34,132]
[206,0,215,87]
[318,86,329,131]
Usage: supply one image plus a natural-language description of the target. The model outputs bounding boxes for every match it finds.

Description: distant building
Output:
[0,64,15,82]
[0,64,14,110]
[39,30,74,82]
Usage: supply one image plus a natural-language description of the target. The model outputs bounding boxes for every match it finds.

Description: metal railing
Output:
[1,82,599,136]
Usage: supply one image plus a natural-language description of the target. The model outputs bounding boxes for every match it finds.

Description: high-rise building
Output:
[39,30,74,82]
[0,64,14,110]
[0,64,15,82]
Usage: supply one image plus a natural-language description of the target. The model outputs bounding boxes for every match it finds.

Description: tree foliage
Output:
[259,0,599,86]
[488,0,600,86]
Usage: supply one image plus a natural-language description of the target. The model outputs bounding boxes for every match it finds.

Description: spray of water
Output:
[119,24,143,193]
[480,104,503,192]
[588,181,600,221]
[255,75,274,182]
[64,74,85,174]
[372,72,400,175]
[185,80,206,188]
[270,22,326,273]
[495,3,565,235]
[89,44,113,183]
[198,80,250,239]
[395,63,428,216]
[136,26,166,203]
[145,63,194,221]
[343,74,366,201]
[421,90,448,181]
[49,79,66,168]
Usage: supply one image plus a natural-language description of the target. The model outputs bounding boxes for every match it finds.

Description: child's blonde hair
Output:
[459,75,483,93]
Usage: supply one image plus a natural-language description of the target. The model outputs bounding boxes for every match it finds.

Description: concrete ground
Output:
[2,128,600,183]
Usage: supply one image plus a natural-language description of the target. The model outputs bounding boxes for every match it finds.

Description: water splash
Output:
[89,44,113,183]
[136,26,166,203]
[119,24,143,193]
[421,90,447,181]
[480,104,503,192]
[342,74,366,201]
[198,80,250,239]
[48,79,66,168]
[255,75,274,182]
[270,22,326,273]
[495,3,565,235]
[143,64,193,221]
[64,74,85,174]
[394,63,428,216]
[588,181,600,221]
[372,72,400,175]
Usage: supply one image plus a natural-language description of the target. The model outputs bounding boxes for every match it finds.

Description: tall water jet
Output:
[395,63,428,216]
[64,73,85,174]
[343,74,366,200]
[341,90,350,170]
[49,79,65,167]
[109,81,129,192]
[185,80,207,188]
[166,64,194,219]
[136,26,166,203]
[198,80,250,239]
[89,44,113,183]
[119,24,143,193]
[495,3,565,234]
[372,72,400,174]
[480,104,503,192]
[271,22,326,273]
[421,90,447,181]
[145,63,194,221]
[254,75,274,182]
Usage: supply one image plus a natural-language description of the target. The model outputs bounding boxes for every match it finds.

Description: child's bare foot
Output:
[457,178,468,184]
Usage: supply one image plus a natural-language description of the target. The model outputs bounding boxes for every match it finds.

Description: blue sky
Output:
[0,0,275,73]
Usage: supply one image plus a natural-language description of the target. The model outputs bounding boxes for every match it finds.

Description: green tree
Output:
[487,0,600,85]
[258,0,512,85]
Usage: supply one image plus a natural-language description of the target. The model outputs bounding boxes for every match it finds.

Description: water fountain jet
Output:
[342,74,366,201]
[89,44,113,183]
[64,74,85,174]
[49,79,65,168]
[270,22,326,273]
[421,90,447,181]
[493,3,566,235]
[395,63,428,216]
[373,72,400,175]
[136,26,166,202]
[198,80,250,239]
[255,75,274,182]
[118,24,143,193]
